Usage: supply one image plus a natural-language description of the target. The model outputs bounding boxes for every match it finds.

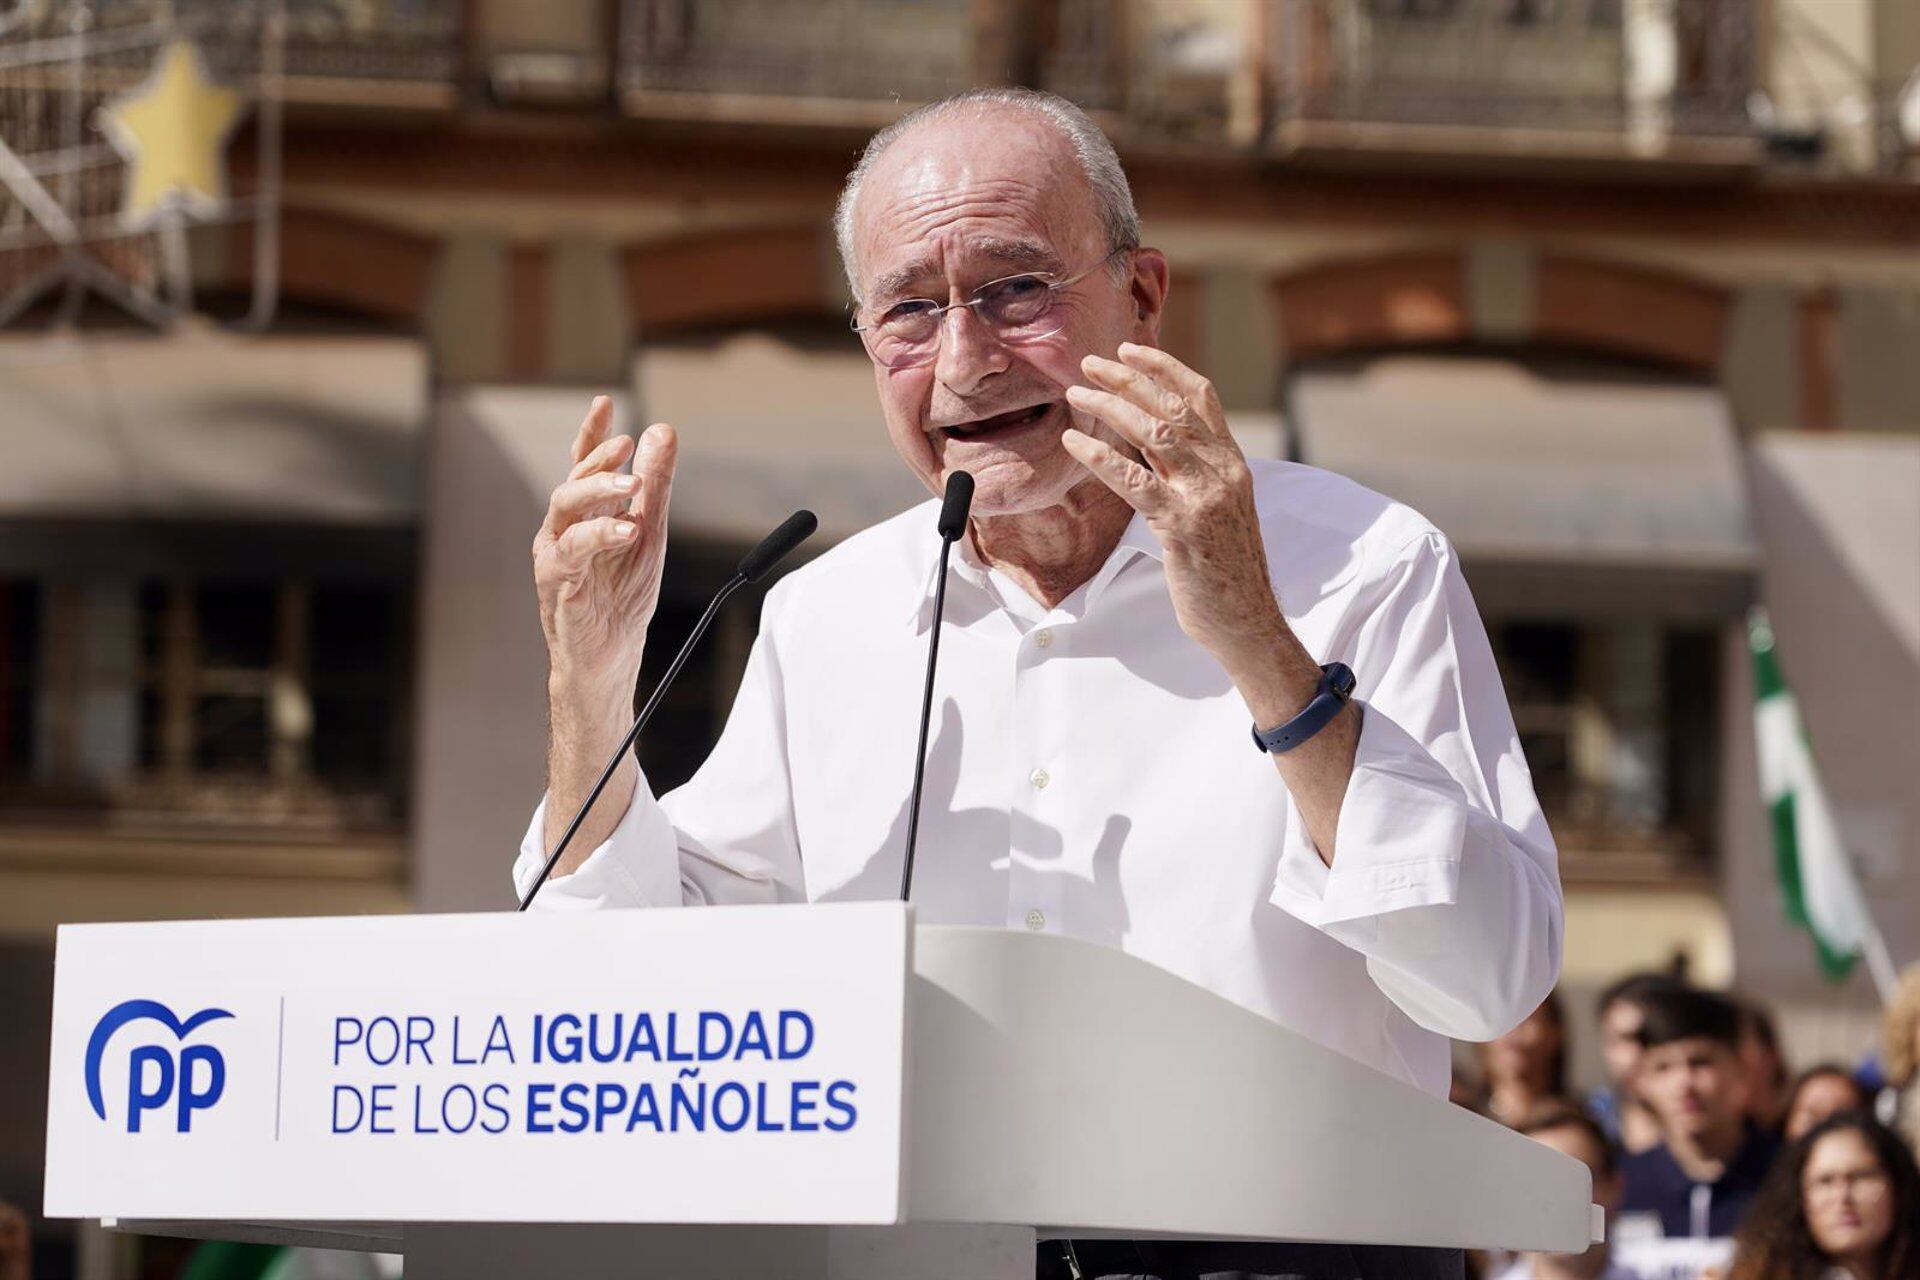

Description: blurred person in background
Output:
[1782,1066,1872,1144]
[1494,1105,1631,1280]
[1726,1112,1919,1280]
[1613,987,1781,1275]
[1736,1001,1790,1137]
[0,1201,26,1280]
[1479,993,1571,1128]
[1881,964,1920,1154]
[1590,973,1682,1156]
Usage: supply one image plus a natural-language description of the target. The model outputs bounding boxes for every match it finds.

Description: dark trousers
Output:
[1036,1238,1467,1280]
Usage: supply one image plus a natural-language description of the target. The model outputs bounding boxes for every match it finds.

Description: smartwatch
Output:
[1251,662,1356,755]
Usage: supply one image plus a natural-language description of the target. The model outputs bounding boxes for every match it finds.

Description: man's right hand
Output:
[533,396,678,871]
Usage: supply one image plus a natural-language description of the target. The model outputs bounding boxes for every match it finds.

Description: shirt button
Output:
[1029,767,1050,790]
[1024,909,1046,931]
[1034,628,1054,649]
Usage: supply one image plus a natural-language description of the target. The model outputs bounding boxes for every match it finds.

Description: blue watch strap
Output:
[1251,662,1356,754]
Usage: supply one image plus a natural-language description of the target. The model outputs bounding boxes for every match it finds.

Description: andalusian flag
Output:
[1748,607,1882,984]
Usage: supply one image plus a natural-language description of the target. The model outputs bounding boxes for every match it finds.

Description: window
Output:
[1,574,410,831]
[1489,619,1722,880]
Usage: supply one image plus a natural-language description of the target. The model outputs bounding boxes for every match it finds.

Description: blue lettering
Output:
[365,1017,400,1067]
[442,1083,478,1134]
[405,1016,434,1065]
[669,1076,706,1131]
[735,1011,771,1060]
[526,1082,555,1132]
[626,1013,660,1061]
[332,1084,365,1133]
[368,1083,396,1134]
[779,1010,815,1060]
[411,1083,440,1134]
[549,1013,582,1064]
[754,1082,786,1132]
[481,1083,511,1134]
[594,1082,627,1129]
[175,1044,224,1132]
[665,1012,693,1062]
[451,1016,477,1065]
[626,1082,662,1132]
[588,1014,622,1064]
[789,1080,820,1132]
[333,1016,364,1067]
[711,1082,750,1133]
[484,1015,515,1064]
[825,1080,857,1132]
[698,1011,733,1061]
[558,1082,590,1133]
[125,1045,173,1132]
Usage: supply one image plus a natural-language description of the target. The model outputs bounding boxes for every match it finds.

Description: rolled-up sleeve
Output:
[511,583,807,911]
[1268,528,1563,1042]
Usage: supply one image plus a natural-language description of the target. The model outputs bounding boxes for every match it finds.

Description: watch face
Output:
[1326,662,1356,700]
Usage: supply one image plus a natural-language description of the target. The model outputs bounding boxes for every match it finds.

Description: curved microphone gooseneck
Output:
[899,471,974,902]
[518,509,818,911]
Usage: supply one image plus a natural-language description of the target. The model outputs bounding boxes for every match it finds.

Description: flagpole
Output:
[1861,924,1900,1006]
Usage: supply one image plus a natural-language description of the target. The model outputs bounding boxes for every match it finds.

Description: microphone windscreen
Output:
[937,471,974,541]
[737,509,818,583]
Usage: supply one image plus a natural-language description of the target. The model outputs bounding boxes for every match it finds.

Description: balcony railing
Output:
[1266,0,1757,158]
[1,1,463,102]
[612,0,1766,168]
[617,0,978,120]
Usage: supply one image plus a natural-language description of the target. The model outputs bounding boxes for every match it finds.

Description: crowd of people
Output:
[1461,964,1920,1280]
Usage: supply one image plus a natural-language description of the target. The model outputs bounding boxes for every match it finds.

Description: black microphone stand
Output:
[900,471,973,901]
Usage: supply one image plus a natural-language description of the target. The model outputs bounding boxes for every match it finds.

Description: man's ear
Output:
[1126,248,1171,344]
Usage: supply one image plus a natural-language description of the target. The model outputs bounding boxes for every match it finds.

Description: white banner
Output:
[45,903,911,1225]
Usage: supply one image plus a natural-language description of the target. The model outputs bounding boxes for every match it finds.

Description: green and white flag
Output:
[1748,607,1891,993]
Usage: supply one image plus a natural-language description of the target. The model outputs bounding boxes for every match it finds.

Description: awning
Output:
[0,327,429,524]
[632,332,929,545]
[1289,355,1757,575]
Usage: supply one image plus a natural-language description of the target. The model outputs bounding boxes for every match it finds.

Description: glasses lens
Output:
[979,275,1054,332]
[867,301,939,368]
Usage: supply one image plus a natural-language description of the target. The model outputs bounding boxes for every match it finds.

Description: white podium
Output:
[45,903,1600,1278]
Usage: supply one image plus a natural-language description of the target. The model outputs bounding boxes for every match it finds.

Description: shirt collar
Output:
[903,507,1165,632]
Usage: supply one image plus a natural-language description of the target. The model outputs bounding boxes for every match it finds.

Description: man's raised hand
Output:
[1060,343,1286,679]
[533,396,678,710]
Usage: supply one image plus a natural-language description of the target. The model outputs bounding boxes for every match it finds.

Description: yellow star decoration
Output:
[100,40,246,229]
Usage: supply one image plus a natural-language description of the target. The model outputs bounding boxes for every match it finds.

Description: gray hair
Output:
[832,87,1141,302]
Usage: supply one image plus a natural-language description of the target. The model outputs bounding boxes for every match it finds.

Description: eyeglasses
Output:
[852,246,1133,370]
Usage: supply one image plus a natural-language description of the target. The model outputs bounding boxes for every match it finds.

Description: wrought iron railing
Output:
[618,0,976,110]
[614,0,1761,155]
[1265,0,1756,144]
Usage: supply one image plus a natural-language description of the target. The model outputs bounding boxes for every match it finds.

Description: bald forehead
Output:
[851,107,1102,300]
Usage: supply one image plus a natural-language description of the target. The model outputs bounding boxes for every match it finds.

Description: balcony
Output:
[0,0,463,108]
[1264,0,1762,172]
[616,0,978,125]
[610,0,1767,174]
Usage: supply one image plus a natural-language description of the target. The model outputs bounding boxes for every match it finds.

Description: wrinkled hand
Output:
[1062,344,1288,675]
[532,396,677,706]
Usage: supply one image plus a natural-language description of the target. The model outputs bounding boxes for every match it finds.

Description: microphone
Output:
[518,509,819,911]
[899,471,973,901]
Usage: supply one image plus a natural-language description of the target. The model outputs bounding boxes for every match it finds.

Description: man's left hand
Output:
[1062,344,1302,696]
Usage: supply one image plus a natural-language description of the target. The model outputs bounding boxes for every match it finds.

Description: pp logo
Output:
[84,999,234,1133]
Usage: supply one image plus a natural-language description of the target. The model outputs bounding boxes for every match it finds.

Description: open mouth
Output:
[940,401,1057,441]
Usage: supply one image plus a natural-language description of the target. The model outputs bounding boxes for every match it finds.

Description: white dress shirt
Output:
[514,457,1563,1096]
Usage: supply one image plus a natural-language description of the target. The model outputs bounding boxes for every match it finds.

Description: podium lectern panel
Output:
[48,905,1599,1279]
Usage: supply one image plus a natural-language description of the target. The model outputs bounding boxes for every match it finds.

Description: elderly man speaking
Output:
[514,88,1559,1280]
